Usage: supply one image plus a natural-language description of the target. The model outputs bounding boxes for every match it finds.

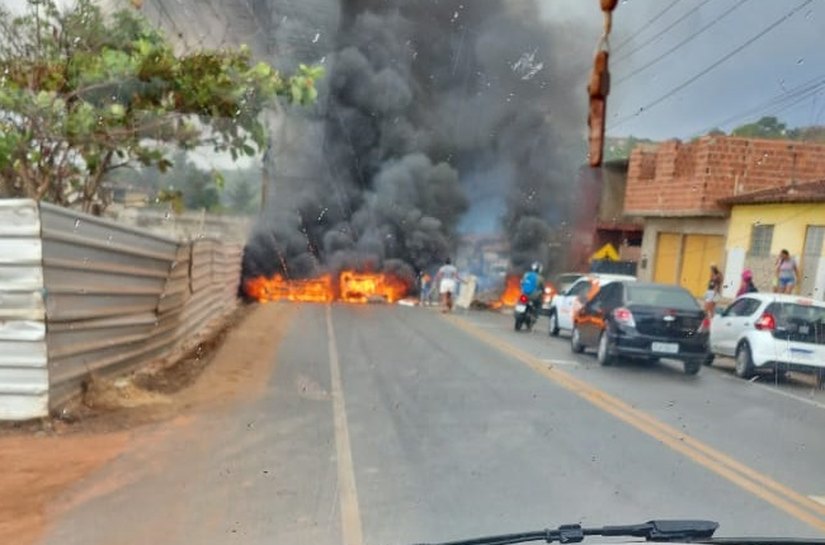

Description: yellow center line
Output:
[447,315,825,533]
[326,305,365,545]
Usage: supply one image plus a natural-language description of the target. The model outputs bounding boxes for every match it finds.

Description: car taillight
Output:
[755,312,776,331]
[613,307,636,327]
[698,317,710,334]
[519,294,529,304]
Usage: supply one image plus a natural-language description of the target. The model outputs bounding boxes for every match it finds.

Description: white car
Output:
[547,273,637,337]
[709,293,825,381]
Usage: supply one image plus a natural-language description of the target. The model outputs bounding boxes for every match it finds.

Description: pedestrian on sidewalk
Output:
[774,249,799,294]
[704,264,723,317]
[736,268,758,297]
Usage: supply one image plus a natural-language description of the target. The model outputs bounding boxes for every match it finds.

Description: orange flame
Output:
[499,274,521,306]
[244,274,334,303]
[243,270,410,304]
[340,271,409,303]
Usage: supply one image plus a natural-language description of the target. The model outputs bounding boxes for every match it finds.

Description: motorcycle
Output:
[513,294,538,331]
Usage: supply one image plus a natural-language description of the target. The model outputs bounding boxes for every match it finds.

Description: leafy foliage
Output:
[727,116,825,143]
[0,0,322,213]
[730,116,788,139]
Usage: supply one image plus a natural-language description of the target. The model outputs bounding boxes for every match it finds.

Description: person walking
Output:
[736,268,758,297]
[775,249,799,294]
[704,264,723,317]
[435,258,459,313]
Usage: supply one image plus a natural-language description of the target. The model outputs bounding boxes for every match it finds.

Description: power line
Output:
[612,0,685,54]
[697,72,825,133]
[608,0,815,131]
[614,0,753,86]
[613,0,715,63]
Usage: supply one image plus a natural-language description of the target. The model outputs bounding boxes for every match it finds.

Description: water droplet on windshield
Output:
[797,58,805,65]
[73,219,81,230]
[312,32,320,44]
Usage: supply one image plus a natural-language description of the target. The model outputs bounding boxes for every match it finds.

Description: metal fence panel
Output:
[0,200,48,420]
[38,204,242,412]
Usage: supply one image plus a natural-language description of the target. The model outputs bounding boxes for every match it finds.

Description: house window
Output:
[748,224,774,257]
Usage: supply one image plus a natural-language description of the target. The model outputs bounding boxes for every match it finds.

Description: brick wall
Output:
[625,136,825,216]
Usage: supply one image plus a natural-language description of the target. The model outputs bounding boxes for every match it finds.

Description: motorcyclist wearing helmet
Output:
[520,261,546,310]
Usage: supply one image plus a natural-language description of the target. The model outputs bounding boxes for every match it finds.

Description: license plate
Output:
[651,342,679,354]
[515,304,526,313]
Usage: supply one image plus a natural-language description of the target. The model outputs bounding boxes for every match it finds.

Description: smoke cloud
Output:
[243,0,590,282]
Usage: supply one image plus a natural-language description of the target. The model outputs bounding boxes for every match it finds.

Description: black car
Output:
[570,281,709,375]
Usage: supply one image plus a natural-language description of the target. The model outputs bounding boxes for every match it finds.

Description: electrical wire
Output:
[614,0,753,86]
[696,72,825,134]
[608,0,815,131]
[612,0,686,54]
[614,0,716,63]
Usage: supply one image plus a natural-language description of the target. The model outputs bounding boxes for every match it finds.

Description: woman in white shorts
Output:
[436,258,459,312]
[704,264,723,317]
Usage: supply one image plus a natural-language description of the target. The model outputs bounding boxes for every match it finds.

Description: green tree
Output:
[731,116,788,139]
[0,0,322,213]
[787,125,825,143]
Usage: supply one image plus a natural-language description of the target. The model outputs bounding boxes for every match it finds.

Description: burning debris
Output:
[244,274,335,303]
[244,270,411,304]
[498,274,522,307]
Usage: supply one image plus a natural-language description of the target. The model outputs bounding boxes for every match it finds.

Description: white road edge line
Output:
[326,305,365,545]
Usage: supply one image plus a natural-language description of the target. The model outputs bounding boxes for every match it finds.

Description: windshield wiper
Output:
[412,520,719,545]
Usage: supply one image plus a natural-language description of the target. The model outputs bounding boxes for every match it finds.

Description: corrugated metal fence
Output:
[0,200,49,419]
[0,200,243,419]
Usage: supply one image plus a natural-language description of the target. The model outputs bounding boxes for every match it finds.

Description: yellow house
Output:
[719,180,825,299]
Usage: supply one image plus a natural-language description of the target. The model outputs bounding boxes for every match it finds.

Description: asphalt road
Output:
[42,304,825,545]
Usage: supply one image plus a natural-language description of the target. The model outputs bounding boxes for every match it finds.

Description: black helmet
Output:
[530,261,542,274]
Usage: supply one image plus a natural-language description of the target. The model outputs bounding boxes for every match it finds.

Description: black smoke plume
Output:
[243,0,589,282]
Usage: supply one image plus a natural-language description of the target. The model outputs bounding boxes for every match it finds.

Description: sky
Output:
[3,0,823,144]
[539,0,825,141]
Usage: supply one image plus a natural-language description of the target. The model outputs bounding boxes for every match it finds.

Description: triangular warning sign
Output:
[591,243,619,261]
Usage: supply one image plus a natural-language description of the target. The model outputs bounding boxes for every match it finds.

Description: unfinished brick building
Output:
[624,135,825,296]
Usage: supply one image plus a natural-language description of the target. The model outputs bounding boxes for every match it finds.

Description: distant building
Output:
[624,136,825,297]
[719,179,825,299]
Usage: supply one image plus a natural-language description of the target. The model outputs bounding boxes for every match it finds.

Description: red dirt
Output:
[0,302,293,545]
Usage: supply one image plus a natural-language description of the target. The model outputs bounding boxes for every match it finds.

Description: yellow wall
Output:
[727,203,825,257]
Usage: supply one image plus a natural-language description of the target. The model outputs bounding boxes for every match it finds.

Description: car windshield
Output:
[3,1,825,544]
[626,285,701,310]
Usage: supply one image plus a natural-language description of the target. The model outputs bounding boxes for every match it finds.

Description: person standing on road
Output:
[435,258,459,313]
[704,264,723,317]
[775,249,799,294]
[736,268,758,297]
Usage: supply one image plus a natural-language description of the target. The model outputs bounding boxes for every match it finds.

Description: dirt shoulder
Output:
[0,302,293,545]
